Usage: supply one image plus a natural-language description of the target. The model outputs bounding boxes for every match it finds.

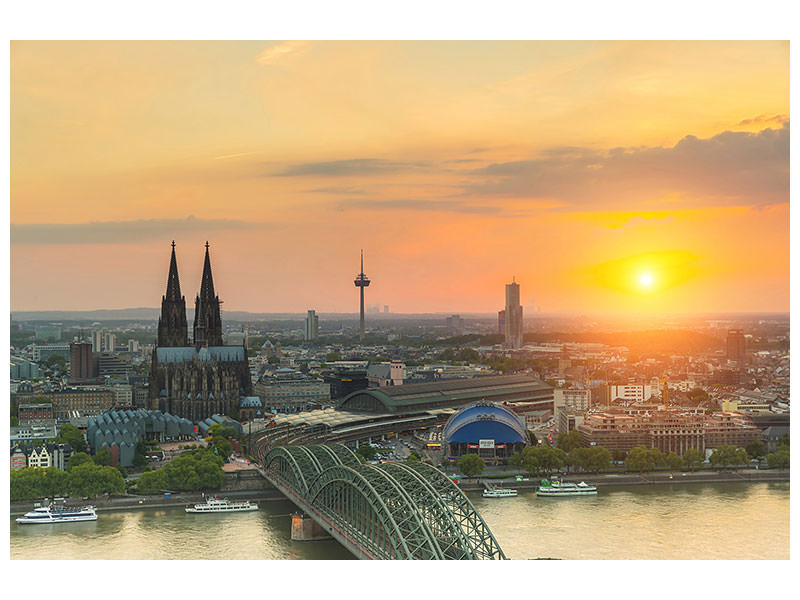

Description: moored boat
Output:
[185,497,259,513]
[483,488,518,498]
[16,503,98,524]
[536,479,597,497]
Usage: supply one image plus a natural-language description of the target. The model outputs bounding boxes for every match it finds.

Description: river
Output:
[10,482,789,560]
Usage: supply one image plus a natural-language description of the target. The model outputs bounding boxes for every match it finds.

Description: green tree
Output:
[54,423,88,454]
[46,354,66,368]
[625,446,661,473]
[457,454,486,478]
[93,447,112,466]
[325,352,342,362]
[686,388,709,405]
[406,451,421,463]
[556,430,583,453]
[745,439,767,460]
[683,448,705,471]
[356,445,377,461]
[67,452,94,470]
[778,433,789,448]
[664,451,683,471]
[766,448,789,469]
[709,445,749,470]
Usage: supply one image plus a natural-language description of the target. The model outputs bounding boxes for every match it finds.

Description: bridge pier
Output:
[291,512,332,541]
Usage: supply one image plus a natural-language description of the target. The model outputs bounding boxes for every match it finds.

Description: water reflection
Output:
[11,483,788,560]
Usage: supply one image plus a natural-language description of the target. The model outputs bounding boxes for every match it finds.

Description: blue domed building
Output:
[443,402,529,460]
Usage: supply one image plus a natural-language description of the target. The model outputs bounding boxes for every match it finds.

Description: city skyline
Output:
[10,41,789,314]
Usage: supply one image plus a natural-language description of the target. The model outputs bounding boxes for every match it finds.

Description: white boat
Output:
[482,488,518,498]
[536,480,597,497]
[185,497,259,513]
[16,503,98,524]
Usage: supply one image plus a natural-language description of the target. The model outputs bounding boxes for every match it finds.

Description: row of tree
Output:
[11,463,125,501]
[134,447,225,494]
[455,435,791,478]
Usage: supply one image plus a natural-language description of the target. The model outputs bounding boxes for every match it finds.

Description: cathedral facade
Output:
[149,242,252,422]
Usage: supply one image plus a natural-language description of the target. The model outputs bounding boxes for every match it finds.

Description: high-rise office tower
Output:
[69,342,97,381]
[354,250,371,342]
[304,310,319,341]
[504,278,523,349]
[726,329,746,362]
[497,310,505,335]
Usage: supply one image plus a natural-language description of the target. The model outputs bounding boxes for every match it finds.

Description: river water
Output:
[10,482,789,560]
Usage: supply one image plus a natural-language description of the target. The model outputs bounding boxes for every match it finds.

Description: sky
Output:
[9,40,790,314]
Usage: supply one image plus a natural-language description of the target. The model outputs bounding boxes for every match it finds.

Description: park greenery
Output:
[766,434,789,469]
[11,463,125,501]
[134,446,225,494]
[556,430,584,453]
[509,446,565,475]
[457,453,486,478]
[708,445,750,469]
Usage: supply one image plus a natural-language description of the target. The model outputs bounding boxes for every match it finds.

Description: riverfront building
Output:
[576,407,761,455]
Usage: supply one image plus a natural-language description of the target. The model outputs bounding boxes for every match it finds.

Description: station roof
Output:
[337,375,552,415]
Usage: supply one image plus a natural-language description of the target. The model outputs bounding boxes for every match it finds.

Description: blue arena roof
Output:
[443,403,528,444]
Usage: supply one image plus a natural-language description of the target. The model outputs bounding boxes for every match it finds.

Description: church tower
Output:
[193,242,224,347]
[157,241,188,347]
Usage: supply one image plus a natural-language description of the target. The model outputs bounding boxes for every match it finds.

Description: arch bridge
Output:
[261,444,505,560]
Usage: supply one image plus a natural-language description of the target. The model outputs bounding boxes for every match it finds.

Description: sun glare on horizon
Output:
[638,272,655,288]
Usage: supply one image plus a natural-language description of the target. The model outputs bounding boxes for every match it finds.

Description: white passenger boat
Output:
[482,483,518,498]
[185,497,259,513]
[16,503,98,524]
[536,480,597,497]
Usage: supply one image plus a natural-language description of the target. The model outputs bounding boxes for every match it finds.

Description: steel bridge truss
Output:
[263,444,505,560]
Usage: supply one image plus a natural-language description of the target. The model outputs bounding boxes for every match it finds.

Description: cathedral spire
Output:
[157,241,188,347]
[165,240,182,301]
[193,242,223,348]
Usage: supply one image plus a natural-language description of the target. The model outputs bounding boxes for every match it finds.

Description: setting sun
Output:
[638,273,654,288]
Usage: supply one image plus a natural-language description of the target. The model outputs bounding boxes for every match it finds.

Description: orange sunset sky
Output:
[10,40,789,314]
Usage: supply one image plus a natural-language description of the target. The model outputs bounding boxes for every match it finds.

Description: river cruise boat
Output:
[16,503,98,524]
[536,480,597,497]
[482,488,518,498]
[185,497,259,513]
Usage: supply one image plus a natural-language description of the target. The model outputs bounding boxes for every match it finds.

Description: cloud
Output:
[11,216,262,245]
[738,114,788,126]
[336,198,503,215]
[256,41,309,66]
[306,186,369,195]
[272,158,429,177]
[463,123,789,210]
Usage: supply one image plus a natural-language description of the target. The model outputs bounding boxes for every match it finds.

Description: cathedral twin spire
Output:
[157,241,223,348]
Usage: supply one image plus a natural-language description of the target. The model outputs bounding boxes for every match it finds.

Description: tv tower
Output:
[354,250,371,342]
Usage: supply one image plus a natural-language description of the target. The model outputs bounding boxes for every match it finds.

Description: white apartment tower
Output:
[304,310,319,341]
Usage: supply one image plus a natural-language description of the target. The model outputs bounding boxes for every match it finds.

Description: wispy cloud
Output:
[462,123,789,210]
[306,186,369,195]
[11,216,262,245]
[214,151,257,160]
[336,198,503,215]
[738,114,788,126]
[272,158,430,177]
[256,41,310,66]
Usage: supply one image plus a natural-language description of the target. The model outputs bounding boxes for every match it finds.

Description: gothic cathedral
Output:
[149,242,252,421]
